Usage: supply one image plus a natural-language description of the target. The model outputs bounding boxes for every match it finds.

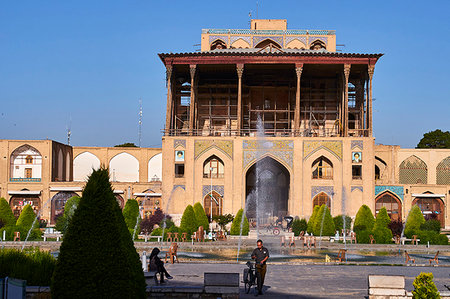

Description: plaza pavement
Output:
[163,263,450,298]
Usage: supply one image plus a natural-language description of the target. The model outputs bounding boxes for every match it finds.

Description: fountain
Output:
[160,187,177,248]
[21,196,53,251]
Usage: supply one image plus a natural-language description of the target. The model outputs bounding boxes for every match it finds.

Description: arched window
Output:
[399,155,427,184]
[254,39,282,49]
[312,157,333,179]
[436,157,450,185]
[375,165,380,181]
[313,192,331,209]
[413,195,444,227]
[25,155,33,164]
[10,145,42,181]
[204,191,222,218]
[210,39,227,50]
[310,40,326,50]
[375,157,387,181]
[203,156,224,178]
[375,192,401,221]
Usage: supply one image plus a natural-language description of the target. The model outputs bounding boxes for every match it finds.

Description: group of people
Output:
[147,239,270,296]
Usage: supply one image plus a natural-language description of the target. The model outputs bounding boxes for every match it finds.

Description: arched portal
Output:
[51,191,79,224]
[10,194,40,218]
[413,195,445,227]
[375,192,402,221]
[203,191,222,219]
[312,192,331,209]
[245,156,290,222]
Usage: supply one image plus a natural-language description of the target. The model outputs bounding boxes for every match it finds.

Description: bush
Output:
[307,205,320,234]
[140,208,171,235]
[333,215,352,232]
[405,205,426,238]
[417,231,448,245]
[355,230,372,244]
[374,207,391,229]
[51,168,145,298]
[54,196,81,234]
[230,209,249,235]
[313,205,335,236]
[193,202,209,232]
[0,248,56,286]
[16,205,38,232]
[0,225,41,241]
[0,197,16,227]
[180,205,197,236]
[420,220,441,233]
[388,220,404,237]
[212,214,234,231]
[412,272,440,299]
[354,205,375,232]
[291,218,307,236]
[123,199,140,230]
[373,227,393,244]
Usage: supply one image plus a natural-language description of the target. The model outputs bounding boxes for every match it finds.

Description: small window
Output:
[312,157,333,179]
[25,155,33,164]
[352,165,362,180]
[175,164,185,178]
[25,168,32,178]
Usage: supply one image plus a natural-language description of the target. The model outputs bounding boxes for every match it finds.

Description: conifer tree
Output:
[354,205,375,231]
[0,198,16,227]
[405,205,426,238]
[230,209,249,235]
[313,204,335,236]
[16,204,38,231]
[193,202,209,231]
[307,205,320,234]
[180,205,197,236]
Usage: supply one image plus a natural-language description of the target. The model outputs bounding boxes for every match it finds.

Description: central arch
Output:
[245,156,290,223]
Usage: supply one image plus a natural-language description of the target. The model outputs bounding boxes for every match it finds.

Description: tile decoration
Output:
[209,35,229,45]
[399,155,428,184]
[253,36,283,46]
[303,141,342,161]
[285,36,307,46]
[309,36,328,46]
[437,156,450,185]
[351,140,363,150]
[173,139,186,149]
[375,185,404,201]
[194,140,233,160]
[311,186,334,199]
[230,36,252,46]
[351,186,364,193]
[243,140,293,170]
[202,185,224,197]
[173,185,185,191]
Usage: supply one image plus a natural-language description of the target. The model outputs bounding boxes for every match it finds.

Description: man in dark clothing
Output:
[148,247,173,283]
[251,239,269,296]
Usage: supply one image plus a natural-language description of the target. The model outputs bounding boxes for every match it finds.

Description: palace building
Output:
[0,20,449,228]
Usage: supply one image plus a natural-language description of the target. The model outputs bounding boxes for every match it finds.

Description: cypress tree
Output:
[373,207,393,244]
[0,198,16,227]
[51,168,145,298]
[193,202,209,231]
[313,204,335,236]
[16,205,38,231]
[404,205,426,238]
[230,209,249,235]
[180,205,197,236]
[122,199,140,230]
[354,205,375,231]
[307,205,320,234]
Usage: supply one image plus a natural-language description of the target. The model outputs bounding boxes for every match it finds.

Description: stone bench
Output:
[138,235,162,242]
[368,275,405,298]
[43,233,62,241]
[144,271,159,286]
[204,272,239,295]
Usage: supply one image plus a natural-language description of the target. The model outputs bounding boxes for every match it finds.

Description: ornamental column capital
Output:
[368,65,375,80]
[295,64,303,77]
[236,64,244,78]
[344,64,351,79]
[190,64,197,78]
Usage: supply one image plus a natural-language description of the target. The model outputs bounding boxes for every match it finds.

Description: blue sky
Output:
[1,1,449,148]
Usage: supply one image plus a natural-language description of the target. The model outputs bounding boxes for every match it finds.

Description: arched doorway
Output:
[203,191,222,219]
[51,191,79,224]
[375,192,402,221]
[413,195,445,227]
[245,157,290,223]
[10,194,40,218]
[312,192,331,209]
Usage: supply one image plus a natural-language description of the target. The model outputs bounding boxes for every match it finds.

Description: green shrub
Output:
[373,227,393,244]
[354,205,375,232]
[16,205,38,232]
[193,202,209,232]
[433,234,449,245]
[333,215,352,232]
[54,196,81,234]
[307,205,320,234]
[0,225,41,241]
[51,168,145,298]
[412,272,440,299]
[417,231,448,245]
[355,230,372,244]
[180,205,197,236]
[230,209,249,235]
[122,199,140,230]
[313,205,335,236]
[0,248,56,286]
[291,218,307,236]
[150,225,181,241]
[405,205,425,238]
[420,220,441,233]
[212,214,234,232]
[0,197,16,227]
[374,207,391,229]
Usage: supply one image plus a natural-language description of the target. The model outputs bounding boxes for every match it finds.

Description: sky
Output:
[1,0,449,148]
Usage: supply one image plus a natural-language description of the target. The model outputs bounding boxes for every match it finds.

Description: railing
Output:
[203,173,225,179]
[202,29,336,35]
[9,178,41,182]
[312,175,333,180]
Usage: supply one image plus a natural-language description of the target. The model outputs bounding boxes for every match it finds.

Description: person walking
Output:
[251,239,269,296]
[148,247,173,283]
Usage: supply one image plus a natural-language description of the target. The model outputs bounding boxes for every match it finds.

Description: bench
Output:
[138,235,162,242]
[368,275,406,297]
[144,271,159,285]
[204,272,239,295]
[43,232,63,241]
[399,237,420,245]
[405,251,415,264]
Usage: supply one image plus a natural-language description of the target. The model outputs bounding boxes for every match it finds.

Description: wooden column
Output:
[355,80,364,132]
[236,64,244,136]
[189,64,196,136]
[368,65,375,137]
[343,64,351,136]
[164,65,173,135]
[294,63,303,136]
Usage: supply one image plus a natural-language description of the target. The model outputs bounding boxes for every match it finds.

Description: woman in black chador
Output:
[148,247,173,283]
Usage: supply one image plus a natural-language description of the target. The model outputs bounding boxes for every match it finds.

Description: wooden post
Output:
[189,64,196,136]
[164,65,173,135]
[294,64,303,136]
[368,65,375,137]
[343,64,351,136]
[236,64,244,136]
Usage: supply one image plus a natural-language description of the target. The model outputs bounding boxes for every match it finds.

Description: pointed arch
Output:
[203,155,224,179]
[203,190,222,218]
[210,39,227,50]
[399,155,428,184]
[285,39,306,49]
[10,144,42,181]
[375,156,387,181]
[310,39,326,50]
[312,192,331,209]
[231,38,251,48]
[436,156,450,185]
[148,153,162,182]
[254,38,282,49]
[312,156,333,179]
[243,152,292,174]
[73,151,101,181]
[412,193,445,227]
[109,152,139,182]
[375,191,402,221]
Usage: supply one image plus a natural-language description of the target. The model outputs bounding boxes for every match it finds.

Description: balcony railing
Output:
[202,29,336,36]
[10,178,41,182]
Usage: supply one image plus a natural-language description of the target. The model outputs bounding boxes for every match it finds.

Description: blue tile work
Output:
[253,36,283,46]
[243,140,294,170]
[375,186,404,201]
[173,139,186,148]
[230,36,252,46]
[311,186,334,199]
[202,29,335,35]
[209,35,229,45]
[351,186,363,193]
[309,36,328,45]
[351,140,363,150]
[285,36,307,47]
[202,185,224,197]
[173,185,185,191]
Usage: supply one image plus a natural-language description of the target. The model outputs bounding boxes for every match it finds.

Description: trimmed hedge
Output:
[354,205,375,232]
[333,215,352,232]
[193,202,209,232]
[420,220,441,233]
[55,196,81,234]
[307,205,320,234]
[180,205,197,236]
[0,197,16,227]
[313,205,335,236]
[51,168,145,298]
[123,199,140,230]
[404,205,425,238]
[230,209,249,235]
[16,204,38,231]
[291,218,307,236]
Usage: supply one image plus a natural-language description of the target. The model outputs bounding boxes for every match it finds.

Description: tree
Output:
[354,205,375,231]
[114,142,138,147]
[230,209,249,235]
[16,205,38,231]
[307,205,320,234]
[333,215,352,232]
[412,272,440,299]
[313,205,335,236]
[212,214,234,231]
[373,207,393,244]
[180,205,197,236]
[0,198,16,228]
[405,205,425,238]
[416,129,450,149]
[139,208,171,235]
[51,168,145,298]
[193,202,209,231]
[291,218,307,236]
[55,196,81,234]
[123,199,140,230]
